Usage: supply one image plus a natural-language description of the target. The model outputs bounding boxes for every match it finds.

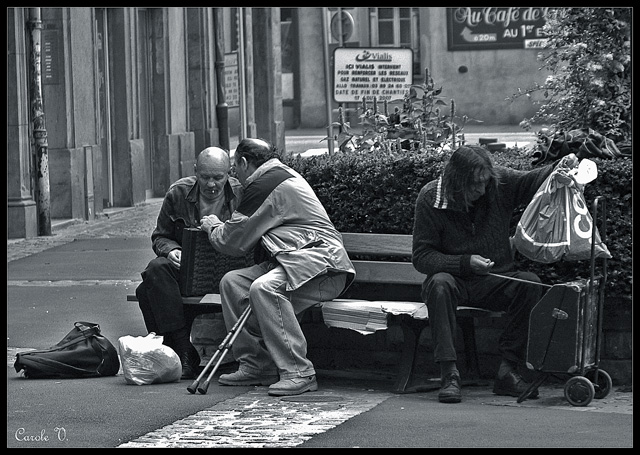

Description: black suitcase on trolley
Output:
[525,279,600,375]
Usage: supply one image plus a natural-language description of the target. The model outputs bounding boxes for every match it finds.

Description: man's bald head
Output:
[195,147,231,201]
[196,147,230,170]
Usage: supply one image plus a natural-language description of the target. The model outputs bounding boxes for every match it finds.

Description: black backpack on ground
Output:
[14,321,120,379]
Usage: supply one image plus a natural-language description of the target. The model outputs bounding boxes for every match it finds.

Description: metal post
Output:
[337,7,344,47]
[321,8,334,155]
[28,8,51,236]
[243,8,256,138]
[213,8,229,150]
[237,7,247,140]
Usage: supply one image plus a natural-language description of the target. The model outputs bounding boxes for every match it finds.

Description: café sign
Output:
[333,47,413,103]
[447,7,552,51]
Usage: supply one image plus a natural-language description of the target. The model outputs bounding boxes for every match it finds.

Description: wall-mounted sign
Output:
[447,7,552,51]
[224,52,239,108]
[42,29,62,85]
[333,47,413,103]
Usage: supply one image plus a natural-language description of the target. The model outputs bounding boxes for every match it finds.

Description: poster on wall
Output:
[42,29,62,85]
[333,48,413,103]
[224,52,239,108]
[447,7,552,51]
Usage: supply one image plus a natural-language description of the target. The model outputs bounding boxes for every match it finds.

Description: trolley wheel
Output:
[564,376,595,407]
[585,369,613,399]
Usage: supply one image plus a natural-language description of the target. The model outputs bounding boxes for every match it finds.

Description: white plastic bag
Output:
[117,333,181,385]
[512,155,611,263]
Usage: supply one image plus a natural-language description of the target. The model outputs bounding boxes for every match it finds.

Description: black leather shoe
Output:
[438,373,462,403]
[179,345,201,380]
[493,371,539,399]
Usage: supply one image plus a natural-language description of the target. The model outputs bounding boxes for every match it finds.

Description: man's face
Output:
[233,155,249,186]
[468,168,491,202]
[196,160,229,201]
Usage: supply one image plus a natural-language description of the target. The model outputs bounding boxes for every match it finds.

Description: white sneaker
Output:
[218,369,279,386]
[268,375,318,396]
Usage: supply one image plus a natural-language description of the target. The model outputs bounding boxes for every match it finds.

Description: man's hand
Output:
[470,255,494,275]
[167,249,181,269]
[200,214,223,235]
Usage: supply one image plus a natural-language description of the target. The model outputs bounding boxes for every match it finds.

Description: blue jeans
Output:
[421,271,543,365]
[220,261,347,380]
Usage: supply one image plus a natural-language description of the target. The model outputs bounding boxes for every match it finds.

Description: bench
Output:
[127,232,504,393]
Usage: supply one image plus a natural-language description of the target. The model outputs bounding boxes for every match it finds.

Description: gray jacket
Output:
[209,158,355,292]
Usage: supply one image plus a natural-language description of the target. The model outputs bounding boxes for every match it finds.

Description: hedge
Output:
[283,149,632,300]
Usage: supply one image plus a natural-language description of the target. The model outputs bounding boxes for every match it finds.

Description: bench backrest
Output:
[341,233,424,286]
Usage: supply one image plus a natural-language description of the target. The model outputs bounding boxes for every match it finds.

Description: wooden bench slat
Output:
[126,294,221,306]
[200,294,222,304]
[341,232,412,257]
[353,261,424,285]
[457,306,504,318]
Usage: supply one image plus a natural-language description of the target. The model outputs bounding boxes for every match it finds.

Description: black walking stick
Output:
[187,304,253,395]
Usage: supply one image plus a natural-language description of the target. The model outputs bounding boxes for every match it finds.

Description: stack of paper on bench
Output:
[321,299,428,335]
[321,299,388,335]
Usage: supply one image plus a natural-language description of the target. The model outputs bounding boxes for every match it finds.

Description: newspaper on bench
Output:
[321,299,428,335]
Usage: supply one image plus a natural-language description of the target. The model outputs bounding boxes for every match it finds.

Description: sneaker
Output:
[493,371,539,399]
[218,369,279,386]
[268,375,318,396]
[438,373,462,403]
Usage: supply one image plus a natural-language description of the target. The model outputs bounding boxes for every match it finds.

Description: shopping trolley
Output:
[517,196,612,406]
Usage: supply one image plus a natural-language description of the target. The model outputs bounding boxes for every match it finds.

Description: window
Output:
[229,8,239,52]
[370,8,420,75]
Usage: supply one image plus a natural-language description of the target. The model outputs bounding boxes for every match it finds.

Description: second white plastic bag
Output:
[118,333,181,385]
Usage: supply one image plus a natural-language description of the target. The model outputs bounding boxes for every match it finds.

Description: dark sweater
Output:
[412,164,554,279]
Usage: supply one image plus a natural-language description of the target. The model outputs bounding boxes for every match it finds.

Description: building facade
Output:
[278,8,549,129]
[8,7,550,239]
[8,7,285,238]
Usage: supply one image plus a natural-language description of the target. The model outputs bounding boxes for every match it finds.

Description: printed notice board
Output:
[224,52,239,108]
[447,7,552,51]
[333,48,413,103]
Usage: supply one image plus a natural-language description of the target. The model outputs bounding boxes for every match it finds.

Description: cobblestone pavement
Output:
[118,387,391,448]
[116,382,631,448]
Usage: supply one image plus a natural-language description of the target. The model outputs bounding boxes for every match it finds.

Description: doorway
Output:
[138,8,154,200]
[95,8,113,208]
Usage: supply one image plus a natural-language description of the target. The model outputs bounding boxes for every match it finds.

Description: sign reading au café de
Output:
[447,7,552,51]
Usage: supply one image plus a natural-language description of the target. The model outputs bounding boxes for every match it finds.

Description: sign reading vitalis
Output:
[447,7,552,51]
[333,48,413,103]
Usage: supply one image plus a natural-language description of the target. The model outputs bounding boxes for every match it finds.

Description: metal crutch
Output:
[187,305,253,395]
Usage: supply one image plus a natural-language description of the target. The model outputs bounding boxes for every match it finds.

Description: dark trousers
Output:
[135,257,186,335]
[421,271,543,365]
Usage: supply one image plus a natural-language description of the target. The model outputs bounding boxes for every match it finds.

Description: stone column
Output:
[242,8,257,138]
[251,7,285,152]
[7,7,38,238]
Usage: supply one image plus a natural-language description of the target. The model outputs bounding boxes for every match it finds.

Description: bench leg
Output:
[393,317,427,393]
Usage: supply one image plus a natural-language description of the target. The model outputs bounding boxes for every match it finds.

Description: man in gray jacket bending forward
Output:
[201,138,355,397]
